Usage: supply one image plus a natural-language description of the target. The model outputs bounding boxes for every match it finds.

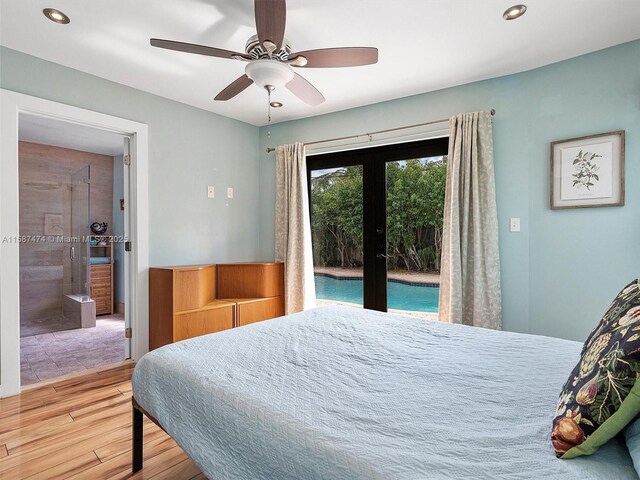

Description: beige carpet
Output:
[20,314,126,386]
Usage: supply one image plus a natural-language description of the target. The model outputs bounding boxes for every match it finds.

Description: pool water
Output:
[314,274,439,312]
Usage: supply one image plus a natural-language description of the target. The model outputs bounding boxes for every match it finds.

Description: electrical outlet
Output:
[227,187,234,199]
[509,217,521,232]
[207,186,215,199]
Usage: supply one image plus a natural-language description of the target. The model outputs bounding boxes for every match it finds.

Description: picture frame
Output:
[550,130,625,209]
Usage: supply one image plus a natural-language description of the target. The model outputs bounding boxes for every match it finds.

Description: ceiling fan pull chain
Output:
[266,85,274,138]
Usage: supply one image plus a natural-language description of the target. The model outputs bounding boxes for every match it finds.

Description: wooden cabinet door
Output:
[236,297,284,327]
[174,307,234,342]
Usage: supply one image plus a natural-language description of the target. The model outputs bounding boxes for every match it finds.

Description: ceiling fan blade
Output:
[214,75,254,101]
[286,73,325,106]
[150,38,251,61]
[254,0,286,51]
[289,47,378,68]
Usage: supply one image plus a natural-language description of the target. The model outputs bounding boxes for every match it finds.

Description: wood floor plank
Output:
[147,457,203,480]
[68,443,187,480]
[23,451,101,480]
[123,445,191,479]
[1,363,133,417]
[0,413,73,447]
[68,393,130,420]
[0,387,65,419]
[93,423,168,463]
[0,386,57,411]
[118,383,133,395]
[0,364,132,420]
[49,362,135,392]
[6,403,130,453]
[52,370,134,395]
[1,364,204,480]
[1,423,129,474]
[0,386,123,434]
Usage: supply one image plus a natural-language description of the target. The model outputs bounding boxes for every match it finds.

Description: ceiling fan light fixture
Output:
[245,60,294,89]
[503,4,527,20]
[43,8,70,24]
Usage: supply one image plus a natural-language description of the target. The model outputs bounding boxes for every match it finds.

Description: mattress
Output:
[132,305,638,479]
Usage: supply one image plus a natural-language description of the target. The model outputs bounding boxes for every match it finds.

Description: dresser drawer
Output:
[95,297,111,315]
[174,305,234,342]
[91,265,112,280]
[91,289,110,300]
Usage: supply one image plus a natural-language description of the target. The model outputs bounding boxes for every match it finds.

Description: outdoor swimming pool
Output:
[314,274,439,313]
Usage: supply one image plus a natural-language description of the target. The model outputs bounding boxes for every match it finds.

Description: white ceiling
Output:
[2,1,640,126]
[19,114,125,156]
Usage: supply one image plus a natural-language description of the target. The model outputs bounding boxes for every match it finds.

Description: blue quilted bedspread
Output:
[132,305,638,479]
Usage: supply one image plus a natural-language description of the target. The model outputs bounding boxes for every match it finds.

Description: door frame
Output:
[0,89,150,397]
[307,138,449,311]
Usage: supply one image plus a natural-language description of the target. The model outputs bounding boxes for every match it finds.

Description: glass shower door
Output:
[71,166,91,300]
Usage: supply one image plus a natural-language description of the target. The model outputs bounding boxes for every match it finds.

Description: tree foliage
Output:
[311,157,447,272]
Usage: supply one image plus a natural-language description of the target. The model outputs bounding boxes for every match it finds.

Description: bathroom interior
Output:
[18,113,127,386]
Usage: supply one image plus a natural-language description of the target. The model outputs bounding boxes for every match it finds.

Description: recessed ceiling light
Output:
[43,8,70,24]
[270,101,283,108]
[503,4,527,20]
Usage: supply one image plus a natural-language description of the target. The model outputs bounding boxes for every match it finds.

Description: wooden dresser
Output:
[90,238,114,315]
[149,262,284,350]
[90,265,113,315]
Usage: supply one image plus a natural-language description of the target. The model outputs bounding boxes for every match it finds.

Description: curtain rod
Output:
[266,109,495,153]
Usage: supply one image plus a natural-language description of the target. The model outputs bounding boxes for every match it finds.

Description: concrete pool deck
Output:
[314,267,440,286]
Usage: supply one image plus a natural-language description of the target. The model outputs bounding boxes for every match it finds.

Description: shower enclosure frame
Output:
[70,165,91,301]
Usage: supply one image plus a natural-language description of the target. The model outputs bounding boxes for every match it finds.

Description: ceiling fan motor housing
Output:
[245,34,292,62]
[245,60,294,89]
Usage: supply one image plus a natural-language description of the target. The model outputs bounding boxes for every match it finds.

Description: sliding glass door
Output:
[308,138,448,315]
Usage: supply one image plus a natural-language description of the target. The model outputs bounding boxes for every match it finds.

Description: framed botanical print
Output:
[550,131,625,209]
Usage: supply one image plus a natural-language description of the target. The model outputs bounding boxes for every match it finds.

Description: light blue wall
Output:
[258,40,640,342]
[112,154,125,305]
[0,46,261,267]
[3,40,637,342]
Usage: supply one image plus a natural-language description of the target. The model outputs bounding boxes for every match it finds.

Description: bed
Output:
[131,305,638,479]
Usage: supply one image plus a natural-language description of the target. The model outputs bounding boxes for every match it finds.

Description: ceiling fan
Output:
[150,0,378,107]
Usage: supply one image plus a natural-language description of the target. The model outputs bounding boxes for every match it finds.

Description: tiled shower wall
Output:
[19,141,113,336]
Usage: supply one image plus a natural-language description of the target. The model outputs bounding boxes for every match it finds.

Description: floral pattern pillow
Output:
[552,279,640,458]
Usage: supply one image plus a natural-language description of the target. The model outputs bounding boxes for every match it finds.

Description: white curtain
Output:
[275,143,317,314]
[438,111,502,329]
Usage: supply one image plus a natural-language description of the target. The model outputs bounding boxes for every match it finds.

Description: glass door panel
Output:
[310,165,364,307]
[385,157,445,315]
[71,165,91,300]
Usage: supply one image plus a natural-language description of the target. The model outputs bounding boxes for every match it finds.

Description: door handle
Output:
[376,253,388,259]
[70,246,75,260]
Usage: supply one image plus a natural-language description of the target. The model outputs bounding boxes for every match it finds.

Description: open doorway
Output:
[18,114,129,386]
[0,89,149,398]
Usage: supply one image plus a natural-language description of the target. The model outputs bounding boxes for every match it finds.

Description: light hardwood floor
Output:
[0,362,205,479]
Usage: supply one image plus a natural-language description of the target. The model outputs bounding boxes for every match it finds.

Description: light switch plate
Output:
[509,217,521,232]
[207,186,215,198]
[227,187,234,199]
